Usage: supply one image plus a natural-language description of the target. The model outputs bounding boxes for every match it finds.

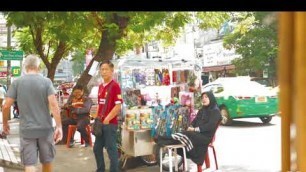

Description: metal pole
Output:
[7,25,11,89]
[145,43,149,59]
[6,25,11,120]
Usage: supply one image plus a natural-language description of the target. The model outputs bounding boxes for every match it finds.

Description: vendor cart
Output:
[119,127,156,168]
[119,106,157,168]
[117,58,202,169]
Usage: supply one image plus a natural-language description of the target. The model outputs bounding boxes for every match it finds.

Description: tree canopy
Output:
[223,12,278,84]
[5,12,96,81]
[5,12,231,92]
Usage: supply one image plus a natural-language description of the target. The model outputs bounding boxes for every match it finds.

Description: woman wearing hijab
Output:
[156,91,222,166]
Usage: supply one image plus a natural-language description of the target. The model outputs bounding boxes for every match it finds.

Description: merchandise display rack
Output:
[117,58,202,168]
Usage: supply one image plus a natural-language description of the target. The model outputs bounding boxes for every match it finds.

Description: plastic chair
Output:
[159,144,188,172]
[66,124,93,148]
[198,136,218,171]
[197,121,221,172]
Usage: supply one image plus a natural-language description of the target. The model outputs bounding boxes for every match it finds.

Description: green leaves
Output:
[197,12,231,30]
[5,11,244,84]
[116,12,193,55]
[223,12,278,78]
[71,50,85,76]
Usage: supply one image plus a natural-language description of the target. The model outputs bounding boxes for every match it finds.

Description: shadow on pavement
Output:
[223,120,277,128]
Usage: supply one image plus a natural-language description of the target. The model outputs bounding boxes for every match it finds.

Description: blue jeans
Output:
[93,124,118,172]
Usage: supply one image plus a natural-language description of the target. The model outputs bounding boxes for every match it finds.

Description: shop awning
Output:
[203,64,235,72]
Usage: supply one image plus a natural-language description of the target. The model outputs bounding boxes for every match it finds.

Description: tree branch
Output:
[30,24,50,67]
[47,40,51,59]
[91,12,104,32]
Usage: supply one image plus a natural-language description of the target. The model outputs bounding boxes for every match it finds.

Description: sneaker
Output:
[69,140,75,148]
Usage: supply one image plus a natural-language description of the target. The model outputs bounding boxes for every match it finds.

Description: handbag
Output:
[91,81,114,136]
[92,118,103,136]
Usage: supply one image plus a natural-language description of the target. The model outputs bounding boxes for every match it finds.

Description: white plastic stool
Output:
[159,144,188,172]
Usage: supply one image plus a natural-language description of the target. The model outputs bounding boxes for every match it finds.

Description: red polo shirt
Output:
[97,80,123,125]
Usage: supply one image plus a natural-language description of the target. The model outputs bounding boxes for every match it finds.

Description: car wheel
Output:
[260,116,272,124]
[220,106,232,126]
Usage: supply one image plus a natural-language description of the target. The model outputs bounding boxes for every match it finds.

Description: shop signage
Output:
[0,71,7,77]
[11,66,21,76]
[0,50,23,60]
[203,40,240,67]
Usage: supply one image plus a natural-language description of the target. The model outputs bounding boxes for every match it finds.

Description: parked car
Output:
[202,77,279,125]
[271,85,280,95]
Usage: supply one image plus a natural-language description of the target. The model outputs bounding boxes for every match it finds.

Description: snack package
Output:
[139,108,153,129]
[125,109,140,130]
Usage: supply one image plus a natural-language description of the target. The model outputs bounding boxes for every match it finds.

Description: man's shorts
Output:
[20,133,56,166]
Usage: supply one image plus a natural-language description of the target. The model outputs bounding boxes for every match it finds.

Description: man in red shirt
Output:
[93,60,122,172]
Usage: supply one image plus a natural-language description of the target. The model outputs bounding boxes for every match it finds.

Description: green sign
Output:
[0,50,23,60]
[11,66,21,76]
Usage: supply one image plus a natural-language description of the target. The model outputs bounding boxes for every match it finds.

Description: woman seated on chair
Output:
[156,91,222,166]
[61,84,93,147]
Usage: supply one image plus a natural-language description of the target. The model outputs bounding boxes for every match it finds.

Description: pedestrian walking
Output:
[2,54,63,172]
[93,60,123,172]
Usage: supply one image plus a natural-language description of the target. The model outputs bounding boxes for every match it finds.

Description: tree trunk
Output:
[47,66,56,81]
[75,14,129,96]
[76,29,115,93]
[33,31,67,82]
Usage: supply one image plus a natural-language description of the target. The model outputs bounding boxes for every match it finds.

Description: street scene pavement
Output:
[0,114,281,172]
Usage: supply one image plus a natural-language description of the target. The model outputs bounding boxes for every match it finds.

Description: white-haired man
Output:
[2,54,62,172]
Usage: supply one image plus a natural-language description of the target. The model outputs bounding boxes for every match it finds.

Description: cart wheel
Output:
[140,154,157,166]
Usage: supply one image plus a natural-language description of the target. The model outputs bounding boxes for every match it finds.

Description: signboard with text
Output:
[0,50,23,60]
[202,40,240,67]
[11,66,21,76]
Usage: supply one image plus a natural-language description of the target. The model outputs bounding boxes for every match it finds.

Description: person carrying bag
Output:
[92,81,114,137]
[92,117,103,136]
[93,60,123,172]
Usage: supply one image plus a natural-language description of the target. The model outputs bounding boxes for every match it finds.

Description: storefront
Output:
[202,39,240,84]
[202,64,236,85]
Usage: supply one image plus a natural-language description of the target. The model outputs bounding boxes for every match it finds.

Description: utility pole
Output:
[145,43,149,59]
[7,25,11,89]
[6,25,11,120]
